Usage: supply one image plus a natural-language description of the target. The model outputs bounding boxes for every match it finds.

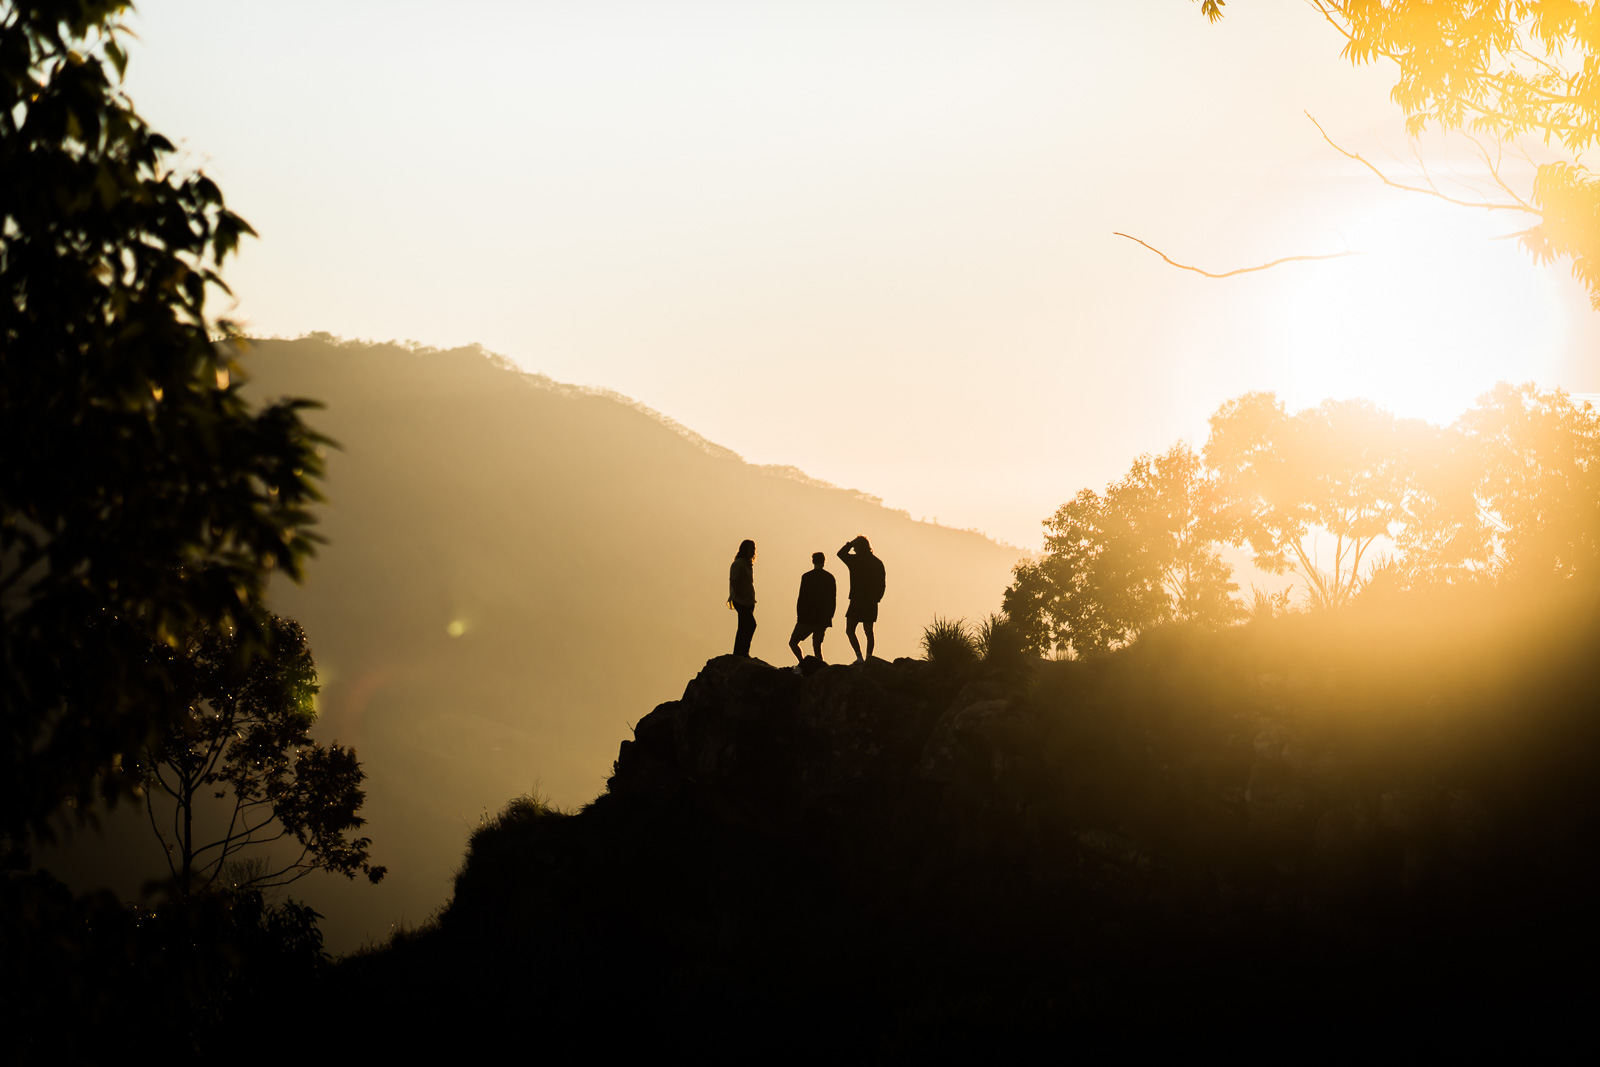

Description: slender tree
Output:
[135,613,384,898]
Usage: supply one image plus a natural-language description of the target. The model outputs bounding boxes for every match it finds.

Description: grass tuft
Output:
[921,616,979,667]
[976,612,1032,669]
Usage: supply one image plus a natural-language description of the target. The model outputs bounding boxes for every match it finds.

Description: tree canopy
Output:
[1,1,326,839]
[1462,381,1600,580]
[1005,442,1240,657]
[1007,384,1600,655]
[1204,394,1482,610]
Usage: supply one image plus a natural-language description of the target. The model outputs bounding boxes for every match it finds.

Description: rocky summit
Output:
[338,604,1600,1060]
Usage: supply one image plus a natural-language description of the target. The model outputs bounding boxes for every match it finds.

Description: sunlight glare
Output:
[1264,197,1565,425]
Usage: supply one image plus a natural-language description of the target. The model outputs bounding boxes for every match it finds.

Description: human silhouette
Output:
[788,551,837,665]
[728,539,757,657]
[837,536,886,662]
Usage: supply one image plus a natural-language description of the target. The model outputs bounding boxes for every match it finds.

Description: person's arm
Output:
[837,542,852,563]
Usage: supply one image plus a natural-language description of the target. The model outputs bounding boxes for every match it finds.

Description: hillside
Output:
[229,336,1022,946]
[330,584,1600,1057]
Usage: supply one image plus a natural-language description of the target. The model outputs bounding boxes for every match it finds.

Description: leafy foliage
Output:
[0,1,327,837]
[1010,442,1240,656]
[1205,394,1482,609]
[1012,385,1600,650]
[134,613,384,896]
[1460,381,1600,580]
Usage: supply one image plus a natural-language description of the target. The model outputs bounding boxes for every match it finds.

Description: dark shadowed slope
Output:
[236,336,1020,947]
[330,586,1600,1059]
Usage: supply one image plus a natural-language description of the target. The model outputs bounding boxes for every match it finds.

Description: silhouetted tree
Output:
[1205,393,1478,608]
[1000,559,1056,657]
[134,614,383,898]
[0,1,325,839]
[1008,442,1239,656]
[1460,382,1600,582]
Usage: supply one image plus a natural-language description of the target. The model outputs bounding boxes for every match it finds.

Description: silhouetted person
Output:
[789,551,837,665]
[837,536,886,662]
[729,539,757,657]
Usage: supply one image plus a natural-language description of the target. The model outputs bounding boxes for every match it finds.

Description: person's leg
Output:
[846,619,863,662]
[735,605,756,657]
[812,629,824,660]
[863,620,875,659]
[788,622,805,664]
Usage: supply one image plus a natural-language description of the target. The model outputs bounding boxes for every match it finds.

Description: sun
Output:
[1262,194,1568,426]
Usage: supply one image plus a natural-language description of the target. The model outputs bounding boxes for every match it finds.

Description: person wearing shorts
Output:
[789,551,837,665]
[837,536,886,662]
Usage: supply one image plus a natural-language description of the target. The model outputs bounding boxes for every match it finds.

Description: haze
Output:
[121,0,1600,549]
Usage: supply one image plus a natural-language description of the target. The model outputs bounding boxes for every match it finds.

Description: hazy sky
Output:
[123,0,1600,548]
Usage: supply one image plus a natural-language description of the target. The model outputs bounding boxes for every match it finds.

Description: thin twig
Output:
[1112,232,1362,278]
[1306,111,1532,212]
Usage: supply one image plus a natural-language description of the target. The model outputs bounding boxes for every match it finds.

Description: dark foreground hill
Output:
[42,336,1022,949]
[329,585,1600,1059]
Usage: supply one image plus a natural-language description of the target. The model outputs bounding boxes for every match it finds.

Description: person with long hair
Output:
[729,539,757,657]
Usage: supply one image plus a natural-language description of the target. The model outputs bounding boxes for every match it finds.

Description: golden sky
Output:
[125,0,1600,547]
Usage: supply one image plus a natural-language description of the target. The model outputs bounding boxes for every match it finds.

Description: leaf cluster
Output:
[1,2,328,837]
[1317,1,1600,305]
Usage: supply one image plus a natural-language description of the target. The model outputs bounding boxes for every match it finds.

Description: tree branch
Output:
[1112,232,1363,278]
[1307,111,1534,213]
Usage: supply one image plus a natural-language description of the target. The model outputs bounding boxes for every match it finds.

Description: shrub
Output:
[976,612,1033,669]
[921,616,979,667]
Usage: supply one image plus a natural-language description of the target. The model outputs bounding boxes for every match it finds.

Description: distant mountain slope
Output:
[239,336,1022,946]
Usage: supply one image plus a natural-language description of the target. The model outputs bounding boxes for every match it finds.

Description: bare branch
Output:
[1112,232,1363,278]
[1306,112,1533,212]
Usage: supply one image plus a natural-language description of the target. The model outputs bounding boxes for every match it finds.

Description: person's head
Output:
[854,535,872,553]
[811,551,826,568]
[737,539,756,560]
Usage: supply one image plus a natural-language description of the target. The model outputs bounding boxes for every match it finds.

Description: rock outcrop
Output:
[345,605,1600,1059]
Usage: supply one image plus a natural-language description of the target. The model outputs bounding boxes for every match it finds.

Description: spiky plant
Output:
[921,616,979,667]
[976,612,1033,669]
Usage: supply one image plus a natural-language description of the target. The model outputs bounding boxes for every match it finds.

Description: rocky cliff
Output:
[340,595,1600,1058]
